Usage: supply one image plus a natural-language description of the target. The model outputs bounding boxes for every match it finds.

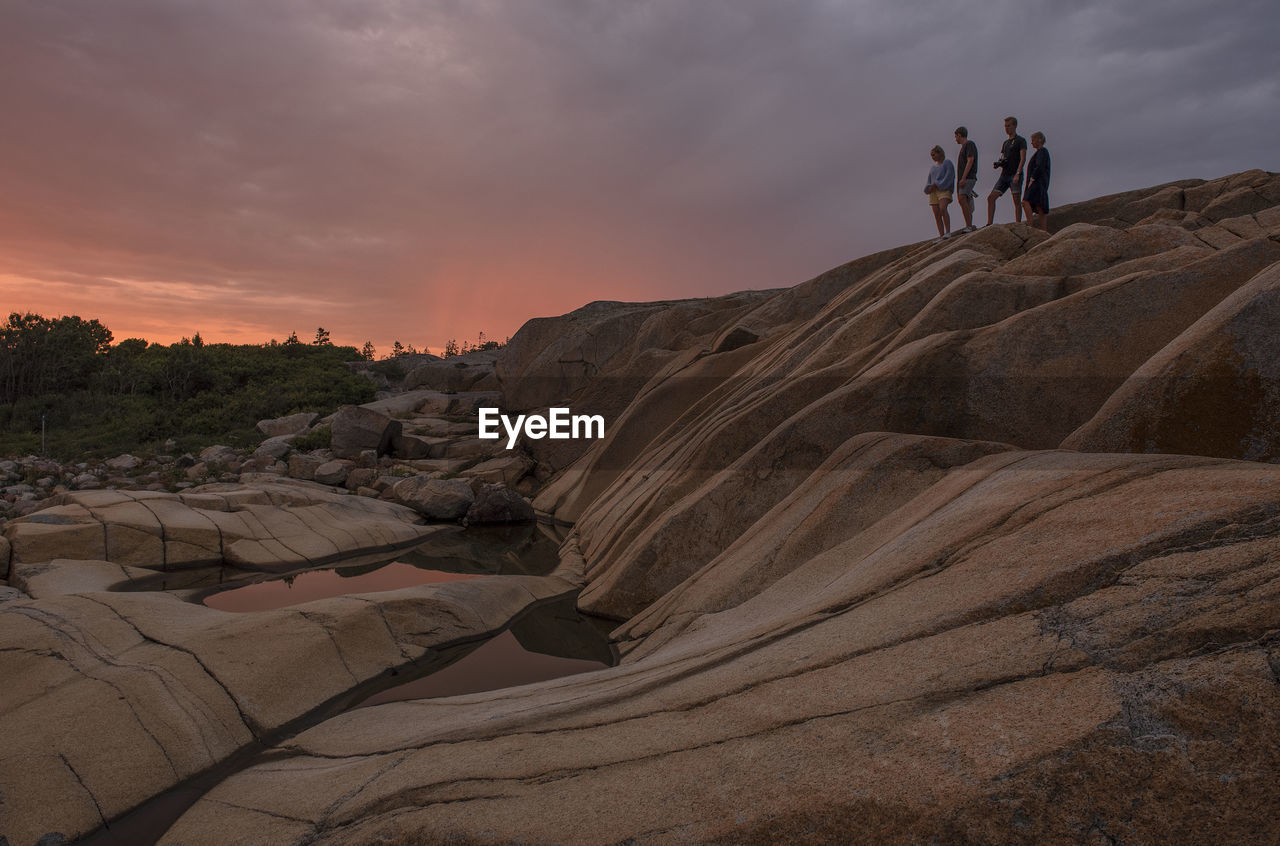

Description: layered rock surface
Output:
[166,441,1280,845]
[5,170,1280,844]
[0,538,584,844]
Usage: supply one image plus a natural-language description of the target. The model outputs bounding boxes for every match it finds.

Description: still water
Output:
[185,522,617,700]
[90,526,614,845]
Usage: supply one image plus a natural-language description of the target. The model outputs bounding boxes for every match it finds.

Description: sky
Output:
[1,0,1277,354]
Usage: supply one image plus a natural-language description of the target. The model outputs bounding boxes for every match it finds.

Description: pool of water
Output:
[85,522,614,845]
[120,522,564,606]
[356,594,616,707]
[203,562,488,611]
[183,521,617,700]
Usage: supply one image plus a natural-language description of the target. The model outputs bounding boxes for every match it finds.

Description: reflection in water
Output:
[356,594,617,707]
[82,522,607,846]
[357,630,604,706]
[189,523,566,611]
[203,564,486,612]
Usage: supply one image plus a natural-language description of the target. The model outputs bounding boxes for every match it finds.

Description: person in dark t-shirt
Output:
[954,126,978,232]
[986,116,1027,225]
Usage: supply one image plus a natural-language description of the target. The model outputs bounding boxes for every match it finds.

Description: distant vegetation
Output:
[0,313,376,460]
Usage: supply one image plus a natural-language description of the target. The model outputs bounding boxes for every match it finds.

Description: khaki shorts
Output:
[929,189,954,205]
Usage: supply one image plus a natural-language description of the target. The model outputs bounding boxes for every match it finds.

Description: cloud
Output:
[0,0,1275,350]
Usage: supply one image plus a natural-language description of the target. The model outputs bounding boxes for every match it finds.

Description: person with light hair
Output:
[1022,130,1051,232]
[924,144,955,241]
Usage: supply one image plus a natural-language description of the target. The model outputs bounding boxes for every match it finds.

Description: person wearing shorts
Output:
[924,144,955,240]
[954,126,978,232]
[987,116,1027,225]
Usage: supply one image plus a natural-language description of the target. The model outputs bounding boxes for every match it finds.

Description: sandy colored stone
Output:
[257,412,319,438]
[165,446,1280,845]
[313,459,354,486]
[0,550,582,844]
[287,452,326,480]
[391,476,474,521]
[13,170,1280,845]
[460,452,535,486]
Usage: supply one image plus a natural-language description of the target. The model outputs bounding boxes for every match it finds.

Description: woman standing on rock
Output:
[1022,131,1051,232]
[924,145,955,241]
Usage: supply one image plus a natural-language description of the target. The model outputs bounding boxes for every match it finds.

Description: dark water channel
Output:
[85,522,616,845]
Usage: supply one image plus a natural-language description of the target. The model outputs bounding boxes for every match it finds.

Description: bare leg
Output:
[986,192,999,226]
[958,194,973,229]
[1022,199,1033,224]
[931,203,944,237]
[1038,212,1049,233]
[939,198,952,234]
[1012,191,1023,223]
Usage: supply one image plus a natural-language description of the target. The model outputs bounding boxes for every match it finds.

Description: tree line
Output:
[0,313,376,459]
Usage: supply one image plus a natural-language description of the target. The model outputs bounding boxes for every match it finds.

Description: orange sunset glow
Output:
[2,3,1275,353]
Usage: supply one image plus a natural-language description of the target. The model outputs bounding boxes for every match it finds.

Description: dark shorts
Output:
[992,172,1023,196]
[1025,184,1050,214]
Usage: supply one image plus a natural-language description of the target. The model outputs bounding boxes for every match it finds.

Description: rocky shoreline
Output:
[4,169,1280,845]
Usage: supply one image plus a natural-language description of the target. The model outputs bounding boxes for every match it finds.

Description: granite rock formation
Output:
[4,170,1280,845]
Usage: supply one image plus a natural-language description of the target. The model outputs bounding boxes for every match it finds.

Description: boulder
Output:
[403,349,501,393]
[391,432,442,460]
[313,460,354,486]
[256,412,318,438]
[358,389,449,417]
[344,467,379,491]
[252,435,296,460]
[104,453,141,472]
[329,405,402,459]
[461,453,535,487]
[287,453,326,481]
[199,445,240,464]
[391,477,474,520]
[465,483,536,524]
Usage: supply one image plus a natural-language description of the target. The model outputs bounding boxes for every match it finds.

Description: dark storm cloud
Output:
[0,0,1275,347]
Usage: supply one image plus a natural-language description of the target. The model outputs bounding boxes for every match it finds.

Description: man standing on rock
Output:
[954,126,978,232]
[987,116,1027,226]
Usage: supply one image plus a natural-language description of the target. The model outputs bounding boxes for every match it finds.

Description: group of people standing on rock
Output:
[924,116,1051,241]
